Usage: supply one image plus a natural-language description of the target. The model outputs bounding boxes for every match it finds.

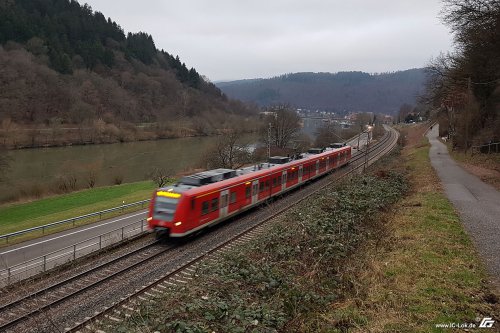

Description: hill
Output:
[0,0,256,147]
[217,69,426,115]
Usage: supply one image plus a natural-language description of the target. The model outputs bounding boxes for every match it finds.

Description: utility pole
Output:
[357,124,363,149]
[267,122,271,159]
[363,133,369,172]
[465,77,471,154]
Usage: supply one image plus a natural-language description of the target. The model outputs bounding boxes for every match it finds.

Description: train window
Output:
[272,178,276,187]
[201,201,209,215]
[245,187,251,198]
[259,182,264,192]
[265,180,270,189]
[221,194,228,208]
[277,175,282,184]
[191,199,195,210]
[154,196,179,221]
[211,198,218,212]
[230,192,237,204]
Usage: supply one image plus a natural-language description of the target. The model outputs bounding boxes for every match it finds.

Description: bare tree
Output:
[149,167,174,188]
[261,104,302,150]
[81,161,102,188]
[0,146,10,182]
[314,122,342,147]
[202,130,251,169]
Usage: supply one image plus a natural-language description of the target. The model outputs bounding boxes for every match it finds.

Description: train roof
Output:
[157,145,351,198]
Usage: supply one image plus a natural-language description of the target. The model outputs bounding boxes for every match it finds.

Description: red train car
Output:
[147,146,351,238]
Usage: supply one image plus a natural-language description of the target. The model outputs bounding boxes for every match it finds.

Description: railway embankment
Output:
[101,128,499,332]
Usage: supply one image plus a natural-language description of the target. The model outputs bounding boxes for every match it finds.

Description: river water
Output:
[0,119,324,203]
[0,136,242,202]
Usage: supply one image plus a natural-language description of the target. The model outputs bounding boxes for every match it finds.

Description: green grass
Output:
[0,181,157,242]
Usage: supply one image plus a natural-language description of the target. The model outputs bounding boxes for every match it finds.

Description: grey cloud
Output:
[83,0,453,81]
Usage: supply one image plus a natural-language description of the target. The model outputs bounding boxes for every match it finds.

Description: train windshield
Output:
[153,196,179,221]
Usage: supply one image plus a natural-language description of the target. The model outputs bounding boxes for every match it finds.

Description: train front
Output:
[147,188,188,238]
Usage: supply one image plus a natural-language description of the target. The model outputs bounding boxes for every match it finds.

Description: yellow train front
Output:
[147,188,192,238]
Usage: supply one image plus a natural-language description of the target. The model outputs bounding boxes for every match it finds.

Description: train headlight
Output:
[147,217,153,222]
[174,221,182,226]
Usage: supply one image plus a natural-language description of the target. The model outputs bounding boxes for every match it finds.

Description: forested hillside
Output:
[0,0,256,147]
[424,0,499,148]
[217,69,426,115]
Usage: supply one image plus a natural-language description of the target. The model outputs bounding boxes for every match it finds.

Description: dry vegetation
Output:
[449,148,500,190]
[99,125,499,333]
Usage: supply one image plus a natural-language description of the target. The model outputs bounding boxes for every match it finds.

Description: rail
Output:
[67,127,399,332]
[0,199,149,244]
[0,219,148,287]
[0,132,364,246]
[0,128,392,287]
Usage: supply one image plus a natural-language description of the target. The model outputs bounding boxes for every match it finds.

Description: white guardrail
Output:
[0,219,149,287]
[0,200,149,244]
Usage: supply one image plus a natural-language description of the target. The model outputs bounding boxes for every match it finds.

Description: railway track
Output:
[67,126,399,333]
[0,240,171,332]
[0,126,398,333]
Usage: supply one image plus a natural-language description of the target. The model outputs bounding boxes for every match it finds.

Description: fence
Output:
[0,219,149,287]
[0,200,149,244]
[471,142,500,155]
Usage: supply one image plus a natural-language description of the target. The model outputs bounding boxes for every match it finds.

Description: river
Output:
[0,119,324,203]
[0,135,256,202]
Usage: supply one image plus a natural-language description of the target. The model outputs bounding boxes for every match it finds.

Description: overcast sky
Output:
[82,0,454,81]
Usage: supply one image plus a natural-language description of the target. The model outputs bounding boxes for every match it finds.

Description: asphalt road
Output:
[427,126,500,288]
[0,210,147,269]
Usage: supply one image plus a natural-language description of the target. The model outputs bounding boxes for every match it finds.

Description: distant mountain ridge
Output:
[217,69,426,115]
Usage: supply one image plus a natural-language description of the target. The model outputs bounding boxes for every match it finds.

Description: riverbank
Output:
[0,119,261,150]
[0,134,250,204]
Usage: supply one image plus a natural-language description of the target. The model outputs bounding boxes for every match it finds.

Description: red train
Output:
[147,145,351,238]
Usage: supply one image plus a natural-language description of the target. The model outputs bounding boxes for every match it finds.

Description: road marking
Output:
[0,211,147,256]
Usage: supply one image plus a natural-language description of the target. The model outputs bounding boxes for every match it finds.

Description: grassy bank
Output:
[318,141,499,332]
[102,135,498,333]
[0,181,157,241]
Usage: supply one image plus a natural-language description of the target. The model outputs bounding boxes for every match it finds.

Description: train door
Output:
[281,170,287,191]
[316,160,319,176]
[219,190,228,218]
[251,180,259,205]
[298,165,303,183]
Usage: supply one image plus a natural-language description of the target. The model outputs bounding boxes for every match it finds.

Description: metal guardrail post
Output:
[99,235,102,250]
[7,267,11,285]
[43,255,47,272]
[73,244,76,260]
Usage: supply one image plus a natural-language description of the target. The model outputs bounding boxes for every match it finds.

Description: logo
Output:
[479,317,495,328]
